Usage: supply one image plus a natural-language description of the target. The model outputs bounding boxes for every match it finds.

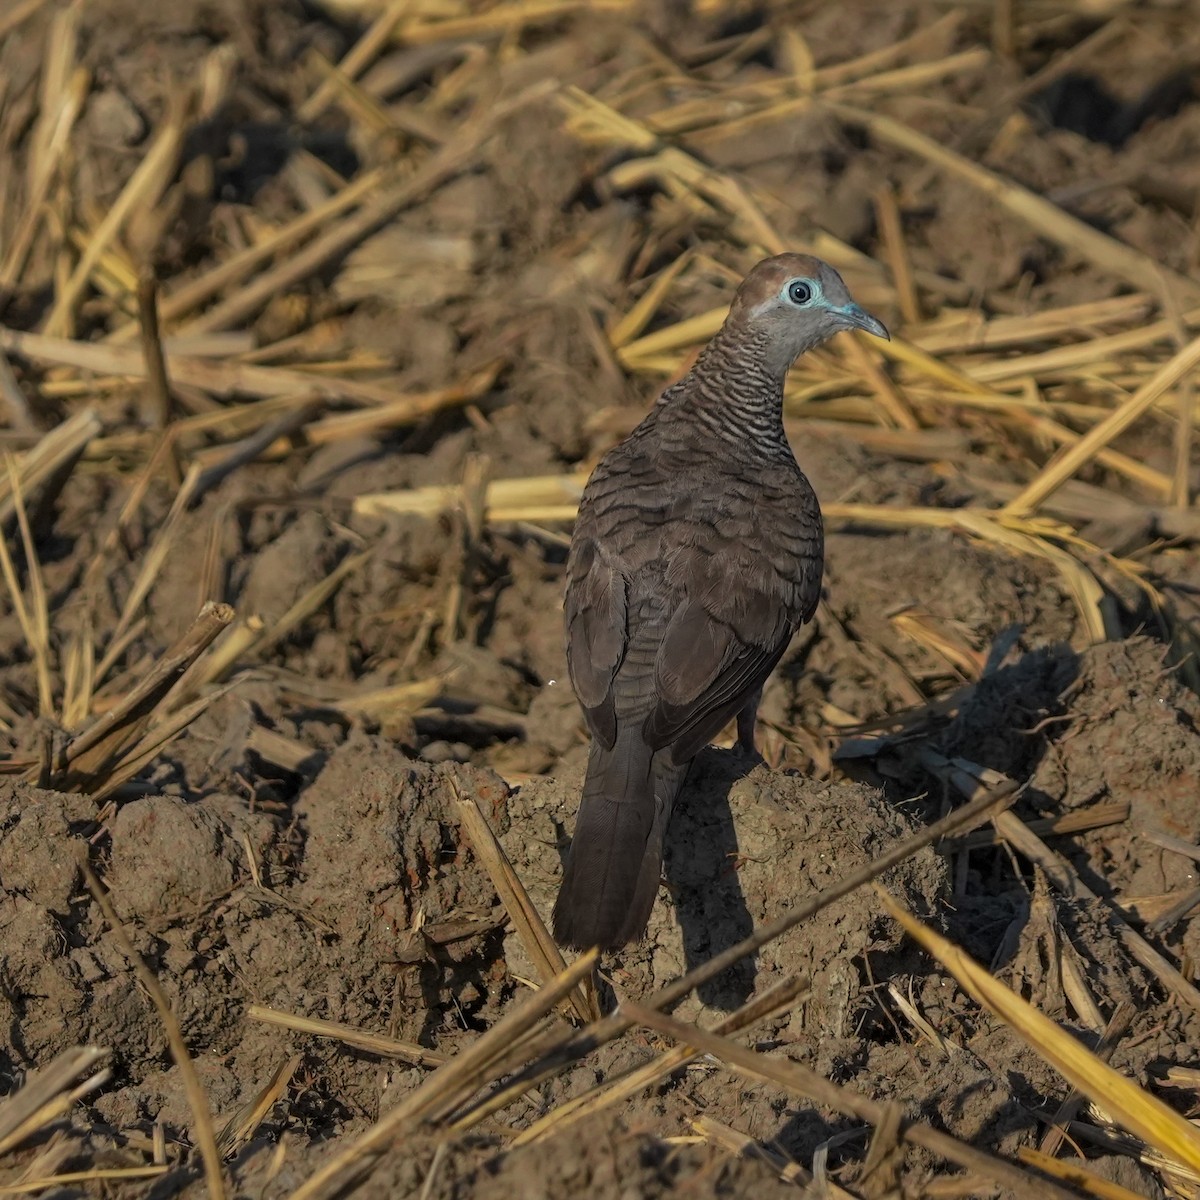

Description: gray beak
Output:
[839,303,890,341]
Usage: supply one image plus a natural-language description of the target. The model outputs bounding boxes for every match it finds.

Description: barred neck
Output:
[658,322,791,456]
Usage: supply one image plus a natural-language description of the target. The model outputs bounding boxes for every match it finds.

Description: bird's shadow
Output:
[662,747,759,1010]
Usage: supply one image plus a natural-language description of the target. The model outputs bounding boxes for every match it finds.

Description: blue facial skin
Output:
[782,276,891,341]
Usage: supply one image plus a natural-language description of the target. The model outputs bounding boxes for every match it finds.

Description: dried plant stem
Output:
[0,1167,169,1192]
[287,951,598,1200]
[0,1046,108,1154]
[448,781,1014,1131]
[182,82,555,336]
[879,888,1200,1176]
[0,324,405,406]
[247,1006,448,1068]
[103,462,204,664]
[507,974,809,1146]
[0,4,88,300]
[43,601,233,791]
[842,333,920,430]
[1005,333,1200,516]
[106,167,387,341]
[0,407,100,526]
[216,1055,302,1159]
[0,456,55,719]
[43,114,184,337]
[827,101,1200,305]
[920,750,1200,1019]
[78,856,226,1199]
[624,1002,1079,1200]
[449,776,598,1024]
[137,271,173,427]
[0,0,48,40]
[297,0,411,123]
[1171,377,1193,509]
[1161,274,1194,509]
[1039,1001,1136,1157]
[692,1115,812,1186]
[88,677,242,804]
[1015,1149,1150,1200]
[253,551,370,659]
[952,801,1129,850]
[874,184,921,324]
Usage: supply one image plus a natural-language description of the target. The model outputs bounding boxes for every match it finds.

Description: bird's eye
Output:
[786,279,814,305]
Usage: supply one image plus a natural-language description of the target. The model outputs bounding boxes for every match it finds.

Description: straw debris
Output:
[2,4,1200,1198]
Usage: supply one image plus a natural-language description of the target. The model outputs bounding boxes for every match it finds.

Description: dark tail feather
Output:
[552,729,686,951]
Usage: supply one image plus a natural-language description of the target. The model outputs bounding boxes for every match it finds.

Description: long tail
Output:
[552,727,688,951]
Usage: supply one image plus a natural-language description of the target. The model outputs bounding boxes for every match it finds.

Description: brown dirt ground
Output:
[2,1,1200,1198]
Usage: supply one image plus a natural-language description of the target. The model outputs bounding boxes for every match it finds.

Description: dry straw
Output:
[247,1007,449,1069]
[622,1002,1081,1199]
[353,475,1123,642]
[509,973,808,1146]
[78,856,226,1199]
[286,951,599,1200]
[3,4,1200,1195]
[443,782,1013,1136]
[920,748,1200,1022]
[448,773,600,1024]
[0,1046,109,1158]
[878,888,1200,1178]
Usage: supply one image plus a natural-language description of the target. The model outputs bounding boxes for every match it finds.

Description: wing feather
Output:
[643,542,803,758]
[565,536,627,748]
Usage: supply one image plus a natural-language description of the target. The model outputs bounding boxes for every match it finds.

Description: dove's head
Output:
[727,253,889,375]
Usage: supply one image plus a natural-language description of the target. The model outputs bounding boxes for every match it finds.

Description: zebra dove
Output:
[552,253,889,951]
